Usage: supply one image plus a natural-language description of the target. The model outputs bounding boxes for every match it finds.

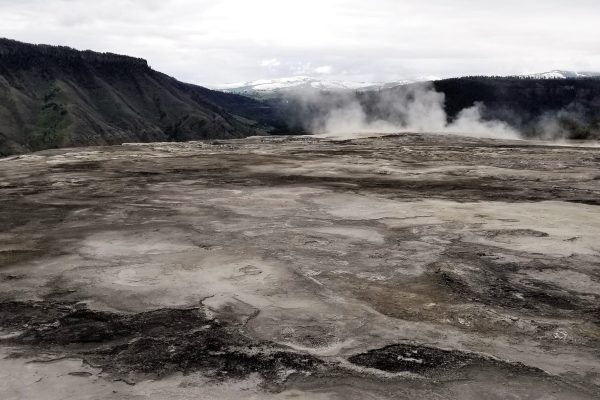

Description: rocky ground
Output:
[0,133,599,399]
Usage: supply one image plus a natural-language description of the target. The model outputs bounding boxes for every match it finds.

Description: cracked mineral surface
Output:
[0,133,599,399]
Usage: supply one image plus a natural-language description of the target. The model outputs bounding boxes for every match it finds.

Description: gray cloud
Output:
[1,0,599,85]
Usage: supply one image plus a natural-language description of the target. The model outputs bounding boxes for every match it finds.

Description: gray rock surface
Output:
[0,133,599,399]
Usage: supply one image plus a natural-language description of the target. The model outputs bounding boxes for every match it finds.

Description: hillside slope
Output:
[0,38,284,156]
[430,77,600,139]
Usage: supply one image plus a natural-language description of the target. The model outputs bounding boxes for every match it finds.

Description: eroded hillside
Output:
[0,38,285,156]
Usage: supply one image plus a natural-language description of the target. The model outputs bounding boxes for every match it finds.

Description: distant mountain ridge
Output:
[216,76,412,98]
[218,70,600,99]
[519,70,600,79]
[0,38,285,156]
[0,38,149,67]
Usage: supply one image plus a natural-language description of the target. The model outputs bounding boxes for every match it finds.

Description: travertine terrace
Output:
[1,133,599,399]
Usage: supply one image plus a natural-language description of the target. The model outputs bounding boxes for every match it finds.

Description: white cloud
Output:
[0,0,599,85]
[314,65,334,75]
[260,58,281,68]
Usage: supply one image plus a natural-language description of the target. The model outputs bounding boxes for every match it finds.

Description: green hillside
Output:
[0,38,285,156]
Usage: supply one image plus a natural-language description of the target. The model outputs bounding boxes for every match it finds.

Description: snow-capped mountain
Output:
[520,70,600,79]
[214,76,412,97]
[214,71,600,99]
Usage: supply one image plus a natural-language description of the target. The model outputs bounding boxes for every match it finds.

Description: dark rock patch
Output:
[0,301,324,383]
[348,344,541,377]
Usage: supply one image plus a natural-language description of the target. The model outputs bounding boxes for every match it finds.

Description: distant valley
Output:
[1,38,599,156]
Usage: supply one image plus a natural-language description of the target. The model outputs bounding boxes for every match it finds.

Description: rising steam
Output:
[290,82,520,140]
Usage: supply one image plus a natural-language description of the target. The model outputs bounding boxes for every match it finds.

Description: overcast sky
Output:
[2,0,599,86]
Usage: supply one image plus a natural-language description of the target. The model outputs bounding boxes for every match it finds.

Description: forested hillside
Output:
[0,38,286,155]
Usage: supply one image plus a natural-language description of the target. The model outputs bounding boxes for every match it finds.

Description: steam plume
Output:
[290,82,520,140]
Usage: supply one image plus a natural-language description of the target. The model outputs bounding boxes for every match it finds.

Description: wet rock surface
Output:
[0,133,599,399]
